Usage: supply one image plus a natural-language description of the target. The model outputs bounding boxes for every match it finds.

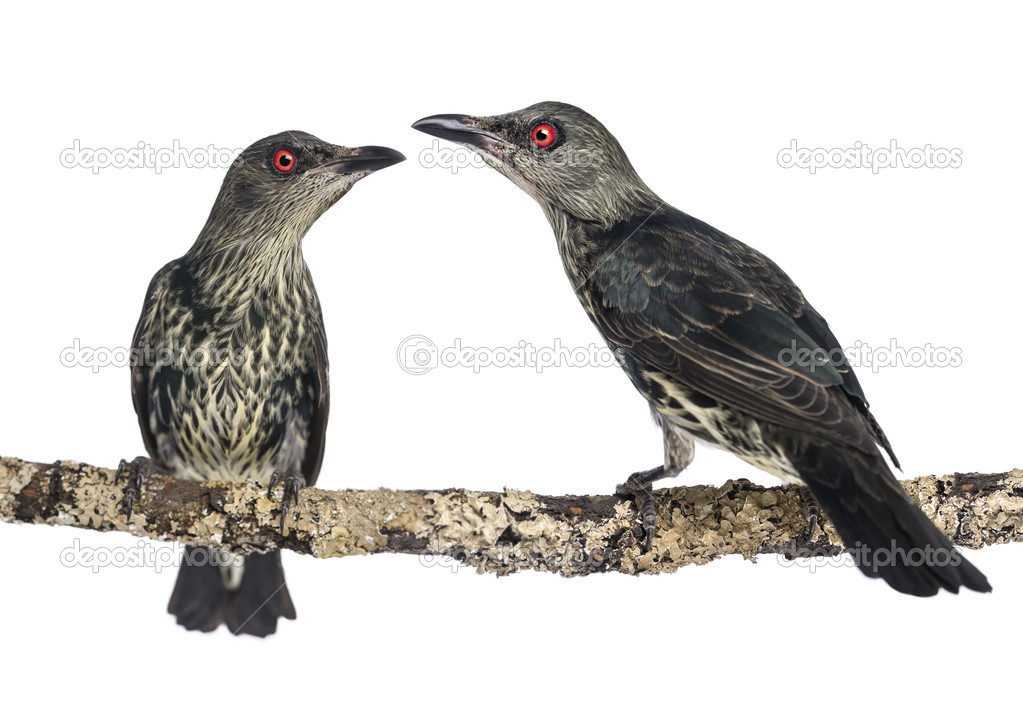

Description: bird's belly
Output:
[152,360,311,484]
[641,369,805,485]
[172,395,280,483]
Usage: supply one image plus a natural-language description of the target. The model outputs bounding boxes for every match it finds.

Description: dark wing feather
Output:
[129,260,176,470]
[583,211,887,455]
[702,220,900,466]
[787,304,900,467]
[299,316,329,488]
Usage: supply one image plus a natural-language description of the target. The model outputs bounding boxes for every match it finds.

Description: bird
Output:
[412,102,990,596]
[119,131,405,635]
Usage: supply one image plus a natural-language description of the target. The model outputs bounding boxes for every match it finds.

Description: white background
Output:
[2,2,1020,710]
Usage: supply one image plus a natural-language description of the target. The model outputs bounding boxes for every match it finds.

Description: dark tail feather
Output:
[794,441,991,596]
[223,551,296,637]
[167,547,296,636]
[167,546,227,632]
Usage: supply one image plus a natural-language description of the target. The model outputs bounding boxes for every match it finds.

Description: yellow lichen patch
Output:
[190,512,226,544]
[309,524,365,558]
[253,491,277,515]
[502,488,540,515]
[983,490,1023,530]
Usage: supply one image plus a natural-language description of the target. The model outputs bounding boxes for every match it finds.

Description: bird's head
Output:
[413,102,656,227]
[201,130,405,245]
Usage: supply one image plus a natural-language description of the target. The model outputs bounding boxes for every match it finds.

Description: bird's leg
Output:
[116,456,153,524]
[616,466,673,551]
[268,470,307,533]
[800,485,820,542]
[616,421,695,551]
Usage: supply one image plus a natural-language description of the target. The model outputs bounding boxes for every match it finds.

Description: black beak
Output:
[317,145,406,175]
[412,114,503,149]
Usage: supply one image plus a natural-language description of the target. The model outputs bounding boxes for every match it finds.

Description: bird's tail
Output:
[792,440,990,596]
[167,547,296,636]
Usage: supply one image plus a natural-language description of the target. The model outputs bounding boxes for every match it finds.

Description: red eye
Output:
[273,149,296,173]
[530,123,556,148]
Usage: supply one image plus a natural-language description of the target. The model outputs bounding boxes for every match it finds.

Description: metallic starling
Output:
[120,131,405,635]
[412,103,990,596]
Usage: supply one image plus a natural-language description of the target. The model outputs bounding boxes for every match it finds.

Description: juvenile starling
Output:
[120,131,404,635]
[413,103,989,596]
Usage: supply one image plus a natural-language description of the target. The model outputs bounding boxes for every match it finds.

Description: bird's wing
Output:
[129,261,175,468]
[299,317,329,487]
[785,298,899,466]
[583,211,879,454]
[695,218,900,465]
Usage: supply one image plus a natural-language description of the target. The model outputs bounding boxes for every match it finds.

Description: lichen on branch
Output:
[1,456,1020,576]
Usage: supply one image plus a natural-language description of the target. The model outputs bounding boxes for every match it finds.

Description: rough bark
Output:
[1,455,1020,575]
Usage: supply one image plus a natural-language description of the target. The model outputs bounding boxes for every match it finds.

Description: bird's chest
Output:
[148,293,317,481]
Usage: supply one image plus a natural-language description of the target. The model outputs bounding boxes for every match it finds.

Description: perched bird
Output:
[120,131,404,635]
[413,103,989,596]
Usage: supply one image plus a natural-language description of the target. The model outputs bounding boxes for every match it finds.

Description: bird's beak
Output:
[412,114,504,150]
[314,145,406,175]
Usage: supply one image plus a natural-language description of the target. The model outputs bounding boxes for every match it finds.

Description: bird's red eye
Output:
[530,123,557,148]
[273,149,296,173]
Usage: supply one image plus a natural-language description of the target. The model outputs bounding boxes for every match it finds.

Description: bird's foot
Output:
[616,466,666,552]
[268,470,307,533]
[116,456,153,524]
[800,485,820,542]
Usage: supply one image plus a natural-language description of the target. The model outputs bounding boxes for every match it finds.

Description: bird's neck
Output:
[548,199,667,292]
[548,209,587,291]
[185,218,314,305]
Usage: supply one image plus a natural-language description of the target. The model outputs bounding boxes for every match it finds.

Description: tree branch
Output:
[1,455,1020,575]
